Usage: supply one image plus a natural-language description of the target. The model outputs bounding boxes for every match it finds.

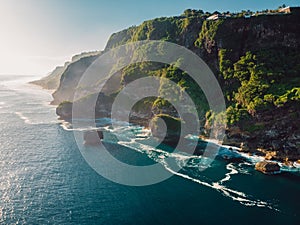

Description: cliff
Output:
[51,54,100,104]
[53,10,300,162]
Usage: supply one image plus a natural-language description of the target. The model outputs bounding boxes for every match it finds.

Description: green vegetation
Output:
[274,88,300,106]
[56,101,73,119]
[106,9,300,131]
[130,17,186,42]
[150,114,182,138]
[57,101,72,109]
[55,7,300,139]
[195,20,224,47]
[217,46,300,125]
[244,123,265,133]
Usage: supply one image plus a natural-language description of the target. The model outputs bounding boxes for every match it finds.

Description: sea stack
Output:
[255,161,281,175]
[83,130,104,145]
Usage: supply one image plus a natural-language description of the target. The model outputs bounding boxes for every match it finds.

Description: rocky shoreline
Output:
[55,101,300,175]
[221,103,300,164]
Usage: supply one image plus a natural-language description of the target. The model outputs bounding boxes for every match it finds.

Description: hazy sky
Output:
[0,0,298,76]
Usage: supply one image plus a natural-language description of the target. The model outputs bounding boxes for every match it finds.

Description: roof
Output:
[279,6,300,12]
[207,14,226,20]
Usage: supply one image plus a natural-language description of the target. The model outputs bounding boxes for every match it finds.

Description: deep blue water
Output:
[0,75,299,225]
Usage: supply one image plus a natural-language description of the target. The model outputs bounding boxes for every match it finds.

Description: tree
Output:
[183,9,192,17]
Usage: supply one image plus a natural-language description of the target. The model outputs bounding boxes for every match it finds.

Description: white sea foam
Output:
[59,121,101,132]
[279,163,300,172]
[60,121,74,131]
[293,162,300,168]
[236,162,252,175]
[118,140,166,156]
[66,121,283,210]
[220,163,239,183]
[110,131,276,210]
[162,162,276,210]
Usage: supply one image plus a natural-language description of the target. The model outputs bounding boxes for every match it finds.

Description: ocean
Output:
[0,75,299,225]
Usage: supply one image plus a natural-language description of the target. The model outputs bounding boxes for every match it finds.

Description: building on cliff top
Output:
[207,14,226,20]
[279,6,300,14]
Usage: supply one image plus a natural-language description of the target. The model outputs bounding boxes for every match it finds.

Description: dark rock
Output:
[150,114,182,146]
[265,151,277,160]
[83,130,104,145]
[56,101,73,120]
[255,161,281,174]
[240,142,250,152]
[271,140,282,151]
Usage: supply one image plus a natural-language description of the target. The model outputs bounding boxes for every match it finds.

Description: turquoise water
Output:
[0,75,299,224]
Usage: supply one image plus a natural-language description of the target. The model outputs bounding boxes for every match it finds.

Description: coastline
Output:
[57,115,300,174]
[200,136,300,173]
[34,83,300,176]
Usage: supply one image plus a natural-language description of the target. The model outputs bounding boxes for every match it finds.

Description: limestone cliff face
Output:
[104,14,300,70]
[51,54,100,104]
[52,14,300,105]
[202,15,300,68]
[52,12,300,161]
[56,101,72,120]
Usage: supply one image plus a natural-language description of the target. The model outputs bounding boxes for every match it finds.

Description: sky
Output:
[0,0,299,76]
